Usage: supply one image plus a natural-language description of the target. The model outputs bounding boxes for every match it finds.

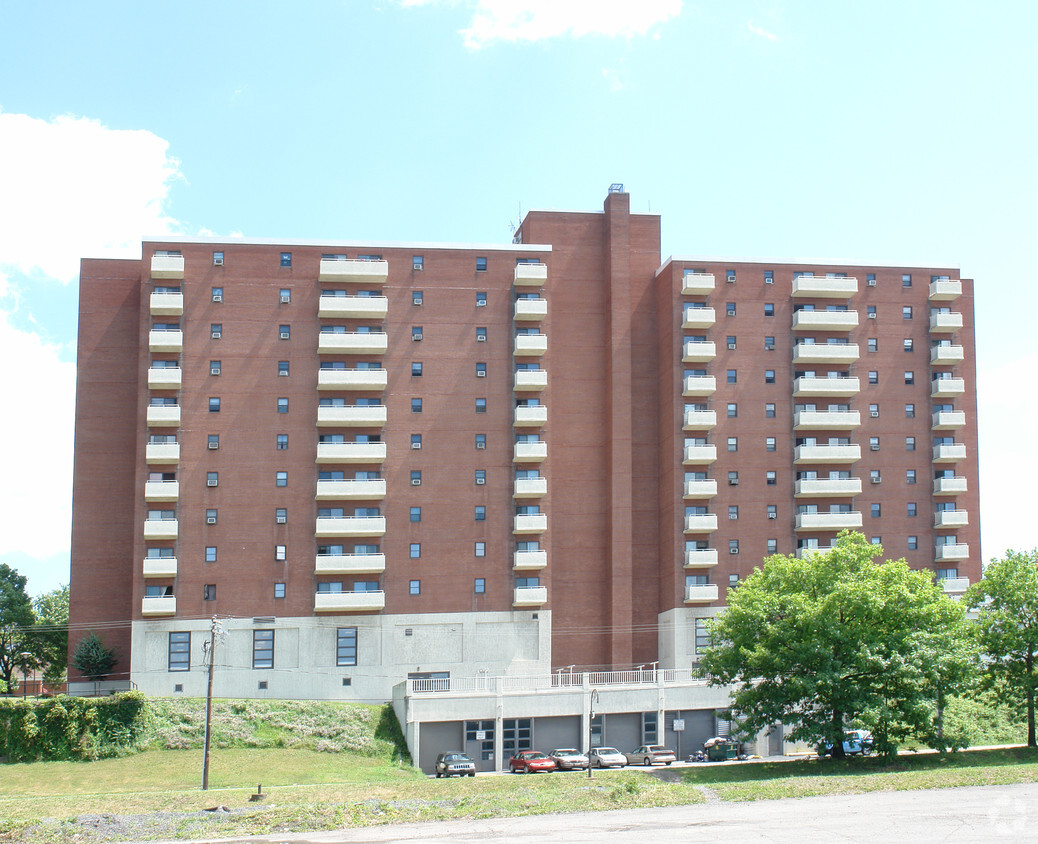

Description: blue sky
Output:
[1,0,1036,595]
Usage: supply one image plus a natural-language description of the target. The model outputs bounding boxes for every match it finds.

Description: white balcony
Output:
[147,367,182,390]
[145,442,180,463]
[141,596,176,616]
[683,445,718,465]
[146,406,181,428]
[314,554,386,575]
[684,514,719,533]
[318,258,388,285]
[317,405,387,427]
[683,410,717,430]
[314,516,386,538]
[941,576,970,595]
[794,410,861,430]
[682,375,717,396]
[318,295,388,319]
[315,591,386,612]
[318,332,388,355]
[681,273,715,295]
[149,292,184,316]
[514,370,548,391]
[932,410,966,431]
[684,585,719,604]
[514,334,548,357]
[143,518,179,540]
[513,586,548,607]
[930,345,964,365]
[514,298,548,321]
[143,558,178,578]
[514,477,548,498]
[317,369,388,391]
[795,511,863,531]
[795,478,862,497]
[514,263,548,286]
[683,479,718,498]
[934,510,969,529]
[794,376,860,397]
[315,479,387,500]
[513,550,548,571]
[929,312,963,333]
[792,344,860,365]
[794,444,861,464]
[144,480,179,501]
[514,441,547,463]
[150,254,184,279]
[514,514,548,534]
[792,310,859,331]
[684,549,719,568]
[316,442,387,464]
[935,544,970,562]
[792,276,858,298]
[933,443,967,463]
[929,279,962,301]
[931,378,965,399]
[681,307,716,329]
[933,476,968,496]
[796,545,834,558]
[148,329,183,353]
[514,405,548,427]
[682,341,717,362]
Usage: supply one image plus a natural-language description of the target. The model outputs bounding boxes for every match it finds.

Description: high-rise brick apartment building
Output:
[69,188,980,769]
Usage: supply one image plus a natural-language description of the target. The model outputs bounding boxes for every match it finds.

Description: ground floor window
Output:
[336,627,357,666]
[466,720,495,761]
[168,632,190,672]
[642,711,658,745]
[502,718,532,756]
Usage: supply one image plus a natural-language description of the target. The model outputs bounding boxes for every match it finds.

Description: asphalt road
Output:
[174,782,1038,844]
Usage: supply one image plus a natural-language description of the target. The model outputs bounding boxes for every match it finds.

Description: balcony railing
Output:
[931,378,965,398]
[929,312,963,333]
[791,276,858,298]
[514,514,548,534]
[791,310,859,331]
[941,576,970,594]
[933,476,967,496]
[514,477,548,498]
[514,441,547,463]
[317,332,389,355]
[318,258,389,284]
[933,443,967,463]
[514,263,548,286]
[314,516,386,537]
[934,510,969,529]
[145,441,180,463]
[932,410,966,430]
[683,410,717,430]
[514,370,548,391]
[316,405,387,427]
[144,480,179,501]
[150,254,184,279]
[682,341,716,362]
[929,279,962,301]
[143,518,179,540]
[142,558,177,578]
[514,298,548,321]
[684,514,719,533]
[681,307,716,329]
[684,584,719,603]
[683,479,718,498]
[514,334,548,357]
[147,367,182,390]
[930,345,964,365]
[682,375,716,396]
[935,544,969,562]
[794,478,862,497]
[141,596,176,616]
[513,586,548,606]
[314,554,386,575]
[318,295,388,319]
[513,550,548,570]
[795,511,863,531]
[315,442,387,464]
[793,410,861,430]
[317,369,388,391]
[684,549,719,567]
[683,445,718,464]
[314,479,387,500]
[148,329,183,353]
[793,376,860,397]
[792,343,860,365]
[149,292,184,316]
[794,444,861,464]
[514,405,548,427]
[314,590,386,612]
[681,272,716,295]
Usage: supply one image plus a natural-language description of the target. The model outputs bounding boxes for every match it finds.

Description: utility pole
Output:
[201,617,221,790]
[586,688,599,779]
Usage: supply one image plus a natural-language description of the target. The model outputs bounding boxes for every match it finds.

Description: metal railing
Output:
[409,667,709,695]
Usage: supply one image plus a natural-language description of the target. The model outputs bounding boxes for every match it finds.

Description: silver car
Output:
[549,748,589,770]
[624,744,677,766]
[588,746,626,768]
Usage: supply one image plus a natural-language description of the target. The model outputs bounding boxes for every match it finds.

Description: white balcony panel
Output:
[795,478,862,497]
[930,345,965,365]
[681,307,716,329]
[934,510,969,529]
[148,367,182,390]
[143,519,179,540]
[931,378,966,399]
[314,554,386,575]
[933,443,967,463]
[684,585,719,604]
[144,480,179,501]
[318,258,388,284]
[684,514,719,533]
[514,334,548,357]
[314,516,386,538]
[514,370,548,391]
[935,544,970,562]
[513,586,548,607]
[149,292,184,316]
[681,273,715,295]
[683,479,718,499]
[316,406,387,427]
[514,441,547,463]
[793,377,860,397]
[513,550,548,571]
[941,576,970,595]
[514,298,548,321]
[514,478,548,498]
[141,596,176,616]
[314,591,386,612]
[796,546,834,558]
[792,276,858,297]
[792,344,860,365]
[146,406,181,428]
[794,444,861,464]
[683,410,717,430]
[683,445,718,465]
[315,479,387,500]
[514,263,547,286]
[150,254,184,279]
[318,295,388,319]
[514,514,548,534]
[933,476,968,496]
[684,549,719,568]
[317,369,388,391]
[932,411,966,431]
[148,329,183,353]
[145,442,180,463]
[682,341,716,362]
[318,332,389,355]
[792,310,859,331]
[794,410,861,430]
[795,512,863,531]
[143,559,178,578]
[316,442,387,464]
[682,375,717,396]
[929,280,962,301]
[514,405,548,427]
[929,312,963,333]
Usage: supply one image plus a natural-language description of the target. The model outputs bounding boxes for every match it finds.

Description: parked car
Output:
[817,729,874,757]
[434,751,476,777]
[625,744,677,766]
[549,748,589,770]
[587,746,627,768]
[509,750,557,773]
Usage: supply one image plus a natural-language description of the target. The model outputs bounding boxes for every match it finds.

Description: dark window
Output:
[168,632,190,672]
[280,252,292,267]
[253,630,274,668]
[337,628,357,666]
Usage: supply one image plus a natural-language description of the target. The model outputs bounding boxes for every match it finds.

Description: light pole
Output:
[586,688,599,779]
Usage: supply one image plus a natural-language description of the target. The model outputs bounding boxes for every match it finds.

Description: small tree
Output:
[28,584,69,684]
[0,563,35,690]
[966,549,1038,748]
[72,632,118,681]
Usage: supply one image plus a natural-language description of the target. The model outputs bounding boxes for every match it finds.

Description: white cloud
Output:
[748,20,778,42]
[0,111,183,283]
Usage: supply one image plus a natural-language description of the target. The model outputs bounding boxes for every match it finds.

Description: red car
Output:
[509,750,557,773]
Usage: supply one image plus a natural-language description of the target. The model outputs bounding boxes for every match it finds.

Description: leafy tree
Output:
[28,585,70,684]
[72,632,118,681]
[0,563,35,691]
[700,531,974,757]
[966,549,1038,747]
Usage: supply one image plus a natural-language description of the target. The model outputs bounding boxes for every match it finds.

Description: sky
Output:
[1,0,1036,596]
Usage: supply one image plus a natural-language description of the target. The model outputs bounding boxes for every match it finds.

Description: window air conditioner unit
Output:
[476,370,486,377]
[871,477,881,484]
[867,312,877,319]
[211,331,222,339]
[870,410,879,418]
[476,300,486,307]
[412,333,423,341]
[276,516,287,524]
[767,513,777,519]
[213,257,224,267]
[731,548,739,555]
[729,479,738,486]
[413,263,423,271]
[867,278,877,286]
[212,294,222,302]
[727,343,736,350]
[413,297,423,305]
[476,441,486,449]
[210,368,220,376]
[279,332,290,339]
[280,295,290,304]
[411,442,421,449]
[411,479,421,486]
[207,479,218,487]
[206,517,217,525]
[476,335,486,342]
[476,477,486,485]
[870,444,880,451]
[207,442,219,450]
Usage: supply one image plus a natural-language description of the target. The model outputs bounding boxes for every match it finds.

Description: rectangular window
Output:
[905,404,915,418]
[277,397,289,413]
[908,536,918,550]
[869,403,879,418]
[475,362,487,377]
[870,437,880,451]
[336,628,357,666]
[868,338,878,352]
[727,403,737,418]
[728,471,739,485]
[253,630,274,669]
[475,541,486,557]
[870,469,881,484]
[764,270,774,284]
[275,545,286,561]
[871,503,882,517]
[276,471,287,487]
[475,433,486,449]
[727,369,737,384]
[203,584,216,601]
[765,369,775,383]
[276,434,288,450]
[907,502,918,517]
[413,290,423,306]
[211,323,222,338]
[726,336,737,350]
[412,361,423,377]
[474,578,486,594]
[412,256,424,271]
[906,437,916,451]
[904,371,914,385]
[726,302,736,317]
[766,437,776,452]
[476,327,487,341]
[206,471,218,487]
[726,269,736,283]
[903,338,913,352]
[475,505,486,521]
[729,539,739,554]
[764,336,775,350]
[475,470,486,485]
[279,324,290,339]
[409,543,421,559]
[476,257,487,271]
[410,506,421,523]
[728,505,739,520]
[206,508,218,524]
[212,252,224,267]
[212,285,223,301]
[411,434,422,449]
[765,403,776,418]
[906,469,917,484]
[278,360,290,376]
[279,288,291,304]
[205,546,217,563]
[766,470,776,485]
[475,398,487,413]
[903,306,913,320]
[207,434,220,449]
[209,397,221,413]
[274,582,285,598]
[476,291,487,306]
[727,437,738,452]
[412,326,423,341]
[409,580,421,595]
[410,470,422,486]
[767,538,778,554]
[210,360,221,376]
[168,632,190,672]
[869,371,879,385]
[902,273,912,287]
[764,303,775,316]
[411,398,423,413]
[280,252,292,267]
[275,508,287,524]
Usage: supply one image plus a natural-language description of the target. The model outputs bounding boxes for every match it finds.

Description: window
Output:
[475,433,486,449]
[908,536,918,550]
[870,436,880,451]
[409,580,421,596]
[903,306,913,320]
[278,360,289,376]
[727,403,737,418]
[280,252,292,267]
[765,403,776,418]
[276,471,287,487]
[253,630,274,669]
[727,437,738,452]
[868,371,879,385]
[410,506,421,523]
[867,305,877,319]
[279,288,291,304]
[729,539,739,554]
[211,323,222,339]
[475,362,487,377]
[767,504,777,520]
[409,543,421,559]
[764,303,775,317]
[476,326,487,341]
[203,584,216,601]
[904,371,914,385]
[867,273,876,285]
[764,270,774,284]
[410,433,422,449]
[903,501,917,518]
[412,255,424,271]
[766,437,776,452]
[337,628,357,666]
[279,324,290,339]
[727,336,737,350]
[212,252,224,267]
[764,336,775,350]
[905,404,915,418]
[902,273,912,288]
[906,469,917,484]
[205,546,217,563]
[209,397,220,413]
[476,256,487,271]
[765,369,775,384]
[411,362,423,377]
[767,538,778,554]
[475,505,486,521]
[475,470,486,485]
[726,302,736,317]
[275,545,286,561]
[903,339,913,352]
[168,632,190,672]
[206,508,218,524]
[870,469,881,484]
[871,503,881,518]
[726,269,736,283]
[210,360,221,376]
[728,505,739,520]
[410,470,422,486]
[275,508,287,524]
[413,290,423,306]
[476,291,487,307]
[868,338,878,353]
[211,286,223,302]
[475,541,486,557]
[906,437,916,451]
[727,369,737,384]
[474,578,486,594]
[869,403,879,418]
[206,471,218,487]
[207,434,220,450]
[412,326,423,341]
[766,470,777,485]
[871,536,882,545]
[728,471,739,485]
[475,398,487,413]
[411,398,423,413]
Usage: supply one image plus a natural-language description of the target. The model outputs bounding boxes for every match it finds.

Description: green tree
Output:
[28,585,69,684]
[966,549,1038,747]
[0,563,35,691]
[71,632,118,681]
[700,531,974,757]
